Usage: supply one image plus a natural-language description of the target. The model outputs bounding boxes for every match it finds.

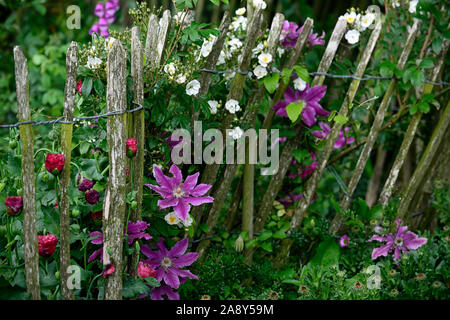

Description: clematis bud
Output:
[126,138,137,158]
[38,234,58,257]
[101,264,115,277]
[137,261,156,278]
[234,236,244,252]
[45,153,65,175]
[78,177,95,192]
[76,80,82,94]
[5,196,23,216]
[85,189,100,205]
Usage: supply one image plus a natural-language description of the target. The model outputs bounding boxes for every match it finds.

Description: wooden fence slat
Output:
[14,46,40,300]
[60,41,78,300]
[378,36,449,209]
[195,7,264,261]
[275,19,382,267]
[329,19,420,234]
[145,13,159,67]
[398,100,450,218]
[156,10,171,67]
[255,17,340,235]
[103,40,127,300]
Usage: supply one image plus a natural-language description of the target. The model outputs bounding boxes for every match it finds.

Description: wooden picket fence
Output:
[10,7,449,300]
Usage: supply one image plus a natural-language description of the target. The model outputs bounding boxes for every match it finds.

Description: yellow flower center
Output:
[173,186,185,198]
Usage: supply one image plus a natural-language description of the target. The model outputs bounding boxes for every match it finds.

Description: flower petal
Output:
[185,196,214,206]
[169,164,183,186]
[88,249,102,263]
[169,238,189,257]
[164,269,180,289]
[152,165,173,190]
[158,197,179,209]
[173,268,199,280]
[145,184,173,198]
[172,252,198,267]
[371,243,392,260]
[173,199,190,221]
[190,184,212,197]
[403,231,427,250]
[182,172,200,192]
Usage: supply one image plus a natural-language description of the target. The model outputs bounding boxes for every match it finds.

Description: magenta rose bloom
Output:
[78,178,95,192]
[126,138,137,158]
[101,264,115,277]
[45,153,65,175]
[38,234,58,257]
[85,189,100,204]
[5,196,23,216]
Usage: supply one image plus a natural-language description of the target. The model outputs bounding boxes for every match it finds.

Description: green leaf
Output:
[432,38,442,54]
[410,70,425,87]
[93,79,105,96]
[419,57,434,69]
[379,61,395,77]
[402,67,414,84]
[122,278,150,298]
[368,204,383,220]
[281,67,293,84]
[409,104,419,115]
[282,279,302,286]
[286,101,304,123]
[418,102,430,113]
[334,115,348,125]
[258,230,273,241]
[263,73,280,94]
[80,142,90,155]
[144,276,161,288]
[273,230,287,239]
[308,237,340,268]
[245,238,258,249]
[293,65,310,83]
[292,149,309,163]
[260,241,273,252]
[81,78,93,97]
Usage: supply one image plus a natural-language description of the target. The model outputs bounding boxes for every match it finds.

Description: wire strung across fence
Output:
[198,68,450,86]
[0,101,144,129]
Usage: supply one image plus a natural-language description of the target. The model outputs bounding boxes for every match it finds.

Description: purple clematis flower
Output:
[150,284,180,300]
[145,164,214,221]
[278,193,302,209]
[280,21,326,49]
[311,122,355,150]
[141,238,198,290]
[88,220,152,263]
[369,219,427,262]
[288,152,318,179]
[273,84,329,127]
[339,235,350,247]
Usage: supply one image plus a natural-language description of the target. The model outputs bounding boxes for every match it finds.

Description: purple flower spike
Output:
[141,238,199,290]
[94,3,105,18]
[273,84,329,127]
[98,17,109,27]
[89,24,100,36]
[145,164,214,221]
[100,30,109,38]
[105,1,119,16]
[369,219,427,262]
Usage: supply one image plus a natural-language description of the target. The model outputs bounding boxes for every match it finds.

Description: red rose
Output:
[5,196,23,216]
[45,153,65,175]
[137,261,156,278]
[90,210,102,222]
[126,138,137,158]
[76,80,82,94]
[85,189,100,204]
[38,234,58,257]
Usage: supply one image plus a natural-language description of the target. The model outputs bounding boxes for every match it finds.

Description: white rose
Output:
[252,0,267,10]
[176,74,186,84]
[165,212,180,225]
[253,65,268,79]
[343,11,357,24]
[86,56,102,70]
[360,13,375,29]
[228,127,244,140]
[182,215,194,227]
[225,99,240,114]
[409,0,418,13]
[345,29,360,44]
[236,7,246,16]
[293,77,307,91]
[164,63,176,75]
[258,52,272,67]
[208,100,219,114]
[277,47,285,56]
[186,79,201,96]
[105,37,116,50]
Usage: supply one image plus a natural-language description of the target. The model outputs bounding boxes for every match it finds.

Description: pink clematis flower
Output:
[369,219,427,262]
[273,85,329,127]
[280,20,325,49]
[145,164,214,221]
[140,238,198,290]
[339,235,350,247]
[311,122,355,150]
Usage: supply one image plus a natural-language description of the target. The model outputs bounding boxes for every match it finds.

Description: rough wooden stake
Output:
[276,19,381,267]
[365,146,387,207]
[60,42,78,300]
[329,19,418,234]
[14,46,40,300]
[192,8,264,229]
[103,41,128,300]
[145,14,160,67]
[156,10,171,66]
[378,37,449,208]
[397,101,450,218]
[255,17,344,235]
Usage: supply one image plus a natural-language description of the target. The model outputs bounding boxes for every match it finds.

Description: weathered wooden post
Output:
[329,19,420,234]
[14,46,40,300]
[103,40,127,300]
[60,41,78,300]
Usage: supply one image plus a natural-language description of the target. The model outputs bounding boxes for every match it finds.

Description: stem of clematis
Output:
[87,274,102,299]
[34,148,53,159]
[6,214,13,268]
[125,160,134,236]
